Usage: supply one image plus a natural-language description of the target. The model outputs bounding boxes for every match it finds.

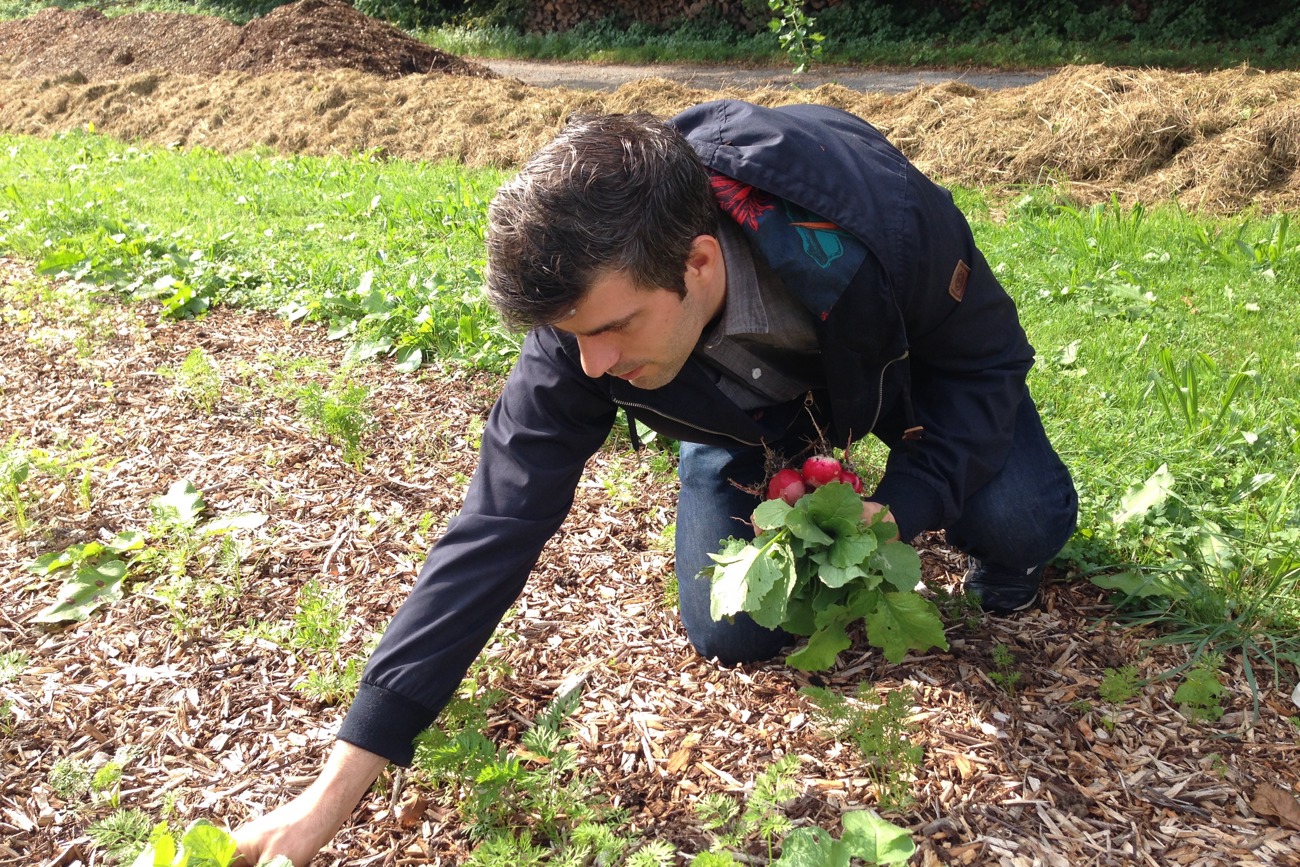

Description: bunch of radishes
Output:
[765,455,863,506]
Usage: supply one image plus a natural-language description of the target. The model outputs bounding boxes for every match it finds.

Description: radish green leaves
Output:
[707,481,948,671]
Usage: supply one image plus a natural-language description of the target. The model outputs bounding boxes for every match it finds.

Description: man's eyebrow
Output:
[564,312,636,337]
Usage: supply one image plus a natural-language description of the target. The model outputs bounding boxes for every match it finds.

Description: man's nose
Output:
[576,335,618,378]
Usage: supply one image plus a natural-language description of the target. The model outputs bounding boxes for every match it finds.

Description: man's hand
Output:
[232,741,387,867]
[862,500,900,540]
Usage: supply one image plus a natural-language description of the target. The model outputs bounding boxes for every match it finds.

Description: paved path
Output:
[480,58,1052,93]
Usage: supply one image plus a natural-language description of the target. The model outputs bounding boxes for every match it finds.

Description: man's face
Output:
[554,236,725,390]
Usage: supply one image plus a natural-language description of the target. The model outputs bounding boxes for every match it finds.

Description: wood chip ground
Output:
[2,259,1299,866]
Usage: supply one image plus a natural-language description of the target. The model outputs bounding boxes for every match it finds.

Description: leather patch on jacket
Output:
[949,259,970,302]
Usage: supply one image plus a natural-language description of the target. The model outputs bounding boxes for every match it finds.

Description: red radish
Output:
[801,455,842,489]
[838,469,864,494]
[766,468,807,505]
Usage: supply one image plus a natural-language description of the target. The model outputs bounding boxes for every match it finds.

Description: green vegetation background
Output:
[2,0,1300,70]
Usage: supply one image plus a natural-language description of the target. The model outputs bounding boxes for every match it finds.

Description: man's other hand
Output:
[232,741,387,867]
[862,500,900,540]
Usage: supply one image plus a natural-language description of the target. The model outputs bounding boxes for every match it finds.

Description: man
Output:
[235,100,1077,864]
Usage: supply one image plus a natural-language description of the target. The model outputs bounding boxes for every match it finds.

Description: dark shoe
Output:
[963,561,1044,614]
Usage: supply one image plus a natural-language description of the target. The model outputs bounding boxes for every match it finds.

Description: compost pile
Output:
[3,1,1300,212]
[0,0,495,81]
[2,3,1300,866]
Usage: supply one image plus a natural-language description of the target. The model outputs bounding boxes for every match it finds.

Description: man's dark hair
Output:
[485,112,719,331]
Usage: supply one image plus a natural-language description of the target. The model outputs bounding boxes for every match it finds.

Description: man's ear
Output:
[684,234,724,290]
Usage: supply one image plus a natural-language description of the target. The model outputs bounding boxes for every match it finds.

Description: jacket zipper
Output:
[613,398,765,447]
[866,349,910,433]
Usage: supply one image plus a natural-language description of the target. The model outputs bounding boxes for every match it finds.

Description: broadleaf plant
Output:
[129,818,291,867]
[708,479,947,671]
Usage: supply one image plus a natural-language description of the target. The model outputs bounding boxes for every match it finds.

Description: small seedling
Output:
[0,650,28,684]
[86,808,152,863]
[694,755,801,854]
[1174,657,1227,722]
[48,757,93,801]
[92,760,125,808]
[1099,665,1142,704]
[801,685,921,810]
[290,580,349,654]
[0,442,33,534]
[161,347,222,413]
[296,379,373,471]
[988,644,1022,694]
[295,656,363,705]
[1203,752,1231,778]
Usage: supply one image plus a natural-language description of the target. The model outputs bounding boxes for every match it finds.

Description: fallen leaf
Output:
[1251,782,1300,831]
[396,791,429,828]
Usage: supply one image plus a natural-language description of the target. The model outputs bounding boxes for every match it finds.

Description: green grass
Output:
[0,130,516,371]
[964,187,1300,678]
[422,22,1300,73]
[3,130,1298,674]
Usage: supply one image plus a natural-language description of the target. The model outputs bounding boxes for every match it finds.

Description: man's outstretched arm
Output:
[232,741,387,867]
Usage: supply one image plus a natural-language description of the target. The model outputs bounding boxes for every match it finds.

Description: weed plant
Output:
[86,808,154,863]
[295,379,374,471]
[800,685,921,811]
[160,348,223,413]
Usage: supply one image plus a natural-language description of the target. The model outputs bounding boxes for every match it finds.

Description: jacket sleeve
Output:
[337,328,617,765]
[868,171,1035,540]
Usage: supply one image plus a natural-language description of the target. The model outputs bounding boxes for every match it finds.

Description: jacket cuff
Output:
[868,474,943,543]
[336,682,435,767]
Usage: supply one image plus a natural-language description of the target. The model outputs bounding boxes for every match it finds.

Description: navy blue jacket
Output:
[338,100,1035,764]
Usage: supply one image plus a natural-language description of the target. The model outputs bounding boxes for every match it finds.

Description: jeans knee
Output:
[683,614,790,666]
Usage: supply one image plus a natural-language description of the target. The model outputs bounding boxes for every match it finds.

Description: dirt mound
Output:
[0,0,495,81]
[0,2,1297,213]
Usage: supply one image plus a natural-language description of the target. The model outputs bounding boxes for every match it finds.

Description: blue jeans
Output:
[675,394,1077,664]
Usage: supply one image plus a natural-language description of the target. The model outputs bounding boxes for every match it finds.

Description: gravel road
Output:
[479,58,1052,92]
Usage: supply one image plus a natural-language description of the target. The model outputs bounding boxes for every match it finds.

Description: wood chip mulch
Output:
[2,256,1299,866]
